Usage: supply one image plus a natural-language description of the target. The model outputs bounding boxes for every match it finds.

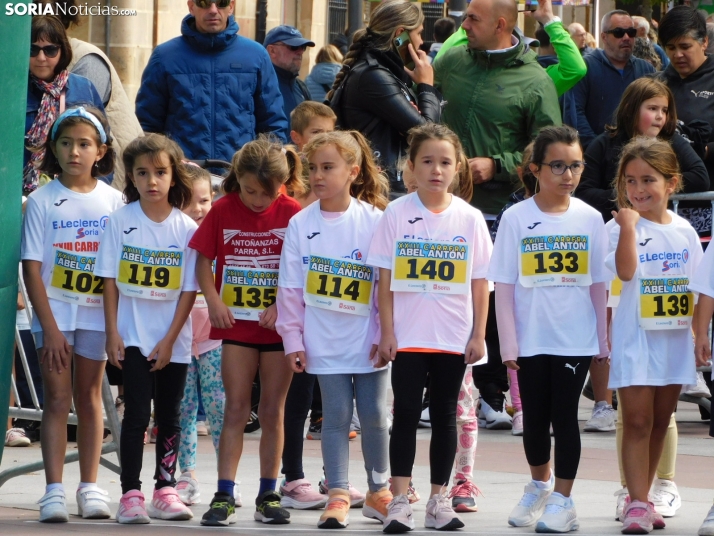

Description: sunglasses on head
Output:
[30,44,60,58]
[606,27,637,39]
[193,0,231,8]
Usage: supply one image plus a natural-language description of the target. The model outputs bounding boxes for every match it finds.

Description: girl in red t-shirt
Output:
[189,135,302,526]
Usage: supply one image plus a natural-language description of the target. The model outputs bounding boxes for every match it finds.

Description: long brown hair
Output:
[613,137,682,209]
[607,78,677,140]
[303,130,390,210]
[223,135,305,199]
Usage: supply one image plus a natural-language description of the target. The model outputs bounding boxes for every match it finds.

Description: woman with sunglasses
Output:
[25,16,105,196]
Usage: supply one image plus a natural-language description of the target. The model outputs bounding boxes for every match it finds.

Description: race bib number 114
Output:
[305,255,373,316]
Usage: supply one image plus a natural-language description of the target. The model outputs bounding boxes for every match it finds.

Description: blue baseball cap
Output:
[263,25,315,48]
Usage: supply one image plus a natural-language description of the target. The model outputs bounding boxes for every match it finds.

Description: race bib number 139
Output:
[391,239,469,294]
[639,277,693,330]
[519,235,591,288]
[117,245,184,300]
[220,267,278,321]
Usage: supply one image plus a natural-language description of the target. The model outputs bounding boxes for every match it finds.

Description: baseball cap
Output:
[264,25,315,48]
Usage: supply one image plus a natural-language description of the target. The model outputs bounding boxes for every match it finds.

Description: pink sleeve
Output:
[276,287,305,355]
[495,283,519,362]
[590,282,609,358]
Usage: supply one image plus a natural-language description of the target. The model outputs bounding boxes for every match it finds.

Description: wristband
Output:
[543,17,561,28]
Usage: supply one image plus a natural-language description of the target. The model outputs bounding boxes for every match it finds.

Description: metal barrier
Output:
[0,269,122,488]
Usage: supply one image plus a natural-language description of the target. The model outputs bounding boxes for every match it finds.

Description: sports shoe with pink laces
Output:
[279,478,327,510]
[318,479,365,508]
[449,480,482,513]
[388,477,421,504]
[116,490,150,524]
[147,487,194,521]
[621,499,654,534]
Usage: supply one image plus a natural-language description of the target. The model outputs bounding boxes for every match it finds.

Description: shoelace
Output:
[449,481,483,499]
[389,494,411,513]
[326,498,349,511]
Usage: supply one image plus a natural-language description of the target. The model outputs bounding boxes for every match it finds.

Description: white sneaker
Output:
[196,421,209,436]
[5,428,31,447]
[176,473,201,505]
[418,407,431,428]
[684,371,712,398]
[234,480,242,507]
[614,487,629,521]
[383,494,415,533]
[508,480,553,527]
[535,493,579,533]
[425,490,464,530]
[76,486,111,519]
[583,401,616,432]
[512,411,524,436]
[650,479,681,517]
[478,398,512,430]
[699,502,714,536]
[38,488,69,523]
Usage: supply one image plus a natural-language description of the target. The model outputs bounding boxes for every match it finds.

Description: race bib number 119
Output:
[117,245,184,300]
[391,239,469,294]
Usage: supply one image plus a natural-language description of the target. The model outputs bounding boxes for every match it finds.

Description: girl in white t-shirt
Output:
[607,138,702,534]
[367,123,492,532]
[488,126,610,533]
[21,106,123,523]
[276,130,389,528]
[96,134,199,524]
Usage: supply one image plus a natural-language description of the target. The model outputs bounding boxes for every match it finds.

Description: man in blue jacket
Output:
[563,10,655,148]
[135,0,288,163]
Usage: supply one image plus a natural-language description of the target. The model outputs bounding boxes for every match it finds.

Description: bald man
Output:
[568,22,593,55]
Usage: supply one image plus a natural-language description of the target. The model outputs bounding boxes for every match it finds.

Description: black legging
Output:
[281,371,322,481]
[517,354,592,480]
[390,351,466,486]
[120,347,187,494]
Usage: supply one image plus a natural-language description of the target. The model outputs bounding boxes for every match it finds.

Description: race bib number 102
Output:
[117,245,184,300]
[220,267,278,321]
[519,235,591,288]
[48,249,103,307]
[391,240,469,294]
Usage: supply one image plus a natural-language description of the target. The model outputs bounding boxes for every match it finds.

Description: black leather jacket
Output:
[330,48,442,194]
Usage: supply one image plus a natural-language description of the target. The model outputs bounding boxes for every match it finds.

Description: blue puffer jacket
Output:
[25,73,104,168]
[135,15,288,162]
[305,62,341,103]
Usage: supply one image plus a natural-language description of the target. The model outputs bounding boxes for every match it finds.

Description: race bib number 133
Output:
[117,245,184,300]
[391,239,469,294]
[519,235,591,288]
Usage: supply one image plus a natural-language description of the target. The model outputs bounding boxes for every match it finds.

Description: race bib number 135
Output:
[391,239,469,294]
[519,235,591,288]
[220,267,278,321]
[117,245,184,300]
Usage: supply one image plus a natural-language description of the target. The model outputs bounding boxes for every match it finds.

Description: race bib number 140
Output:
[391,239,469,294]
[519,235,591,288]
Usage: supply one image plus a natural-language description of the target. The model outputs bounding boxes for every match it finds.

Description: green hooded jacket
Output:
[434,36,562,215]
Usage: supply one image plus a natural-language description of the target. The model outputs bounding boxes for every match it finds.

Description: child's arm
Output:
[494,282,519,370]
[22,260,71,373]
[103,277,125,369]
[148,290,197,371]
[196,253,234,330]
[465,278,489,365]
[611,209,639,281]
[694,294,714,367]
[276,287,306,372]
[590,281,609,361]
[377,268,397,367]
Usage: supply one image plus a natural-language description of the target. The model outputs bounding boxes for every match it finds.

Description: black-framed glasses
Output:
[605,27,637,39]
[275,43,308,52]
[30,44,60,58]
[541,161,586,175]
[193,0,232,8]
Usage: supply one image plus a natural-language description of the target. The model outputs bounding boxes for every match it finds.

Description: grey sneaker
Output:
[383,494,415,533]
[535,493,579,533]
[583,401,616,432]
[508,480,553,527]
[425,490,464,530]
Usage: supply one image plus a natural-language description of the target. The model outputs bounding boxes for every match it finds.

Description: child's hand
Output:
[611,208,640,229]
[695,336,712,367]
[378,334,398,363]
[148,337,174,372]
[370,344,389,368]
[465,337,486,365]
[258,304,278,330]
[208,299,235,330]
[286,351,306,373]
[504,359,520,371]
[17,291,25,311]
[41,328,72,374]
[106,331,125,369]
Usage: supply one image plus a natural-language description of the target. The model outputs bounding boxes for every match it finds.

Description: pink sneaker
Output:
[621,499,653,534]
[146,487,194,521]
[651,503,666,530]
[279,479,327,510]
[116,490,150,524]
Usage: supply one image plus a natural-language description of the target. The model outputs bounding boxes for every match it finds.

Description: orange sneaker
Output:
[348,430,357,440]
[317,489,350,529]
[362,488,393,523]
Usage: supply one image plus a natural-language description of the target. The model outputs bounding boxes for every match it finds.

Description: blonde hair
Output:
[303,130,390,210]
[613,137,682,209]
[316,44,344,65]
[290,101,337,135]
[327,0,423,100]
[224,135,306,198]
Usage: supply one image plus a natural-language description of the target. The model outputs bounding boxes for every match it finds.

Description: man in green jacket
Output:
[434,0,564,216]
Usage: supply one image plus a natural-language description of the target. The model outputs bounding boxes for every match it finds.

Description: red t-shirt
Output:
[189,192,301,344]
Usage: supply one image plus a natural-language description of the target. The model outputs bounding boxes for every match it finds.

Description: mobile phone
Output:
[393,30,415,70]
[519,0,538,11]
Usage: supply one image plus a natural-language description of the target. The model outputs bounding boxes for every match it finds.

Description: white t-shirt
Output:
[21,179,124,333]
[95,202,199,364]
[367,193,492,354]
[606,212,702,388]
[279,198,383,374]
[488,197,611,357]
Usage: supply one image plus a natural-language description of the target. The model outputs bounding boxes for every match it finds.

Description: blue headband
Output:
[50,106,108,144]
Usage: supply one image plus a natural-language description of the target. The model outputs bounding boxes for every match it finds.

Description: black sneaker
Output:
[254,491,290,524]
[201,493,237,526]
[306,418,322,440]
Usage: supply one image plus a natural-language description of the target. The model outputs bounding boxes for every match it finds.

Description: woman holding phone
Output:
[326,0,441,198]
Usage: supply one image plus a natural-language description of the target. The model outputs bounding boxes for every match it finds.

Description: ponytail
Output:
[283,145,307,198]
[454,152,473,202]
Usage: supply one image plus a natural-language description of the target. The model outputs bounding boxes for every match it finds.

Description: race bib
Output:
[639,277,693,330]
[519,235,591,287]
[305,255,373,316]
[607,277,622,308]
[117,245,184,300]
[194,294,207,309]
[48,249,103,307]
[220,267,278,321]
[391,240,469,294]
